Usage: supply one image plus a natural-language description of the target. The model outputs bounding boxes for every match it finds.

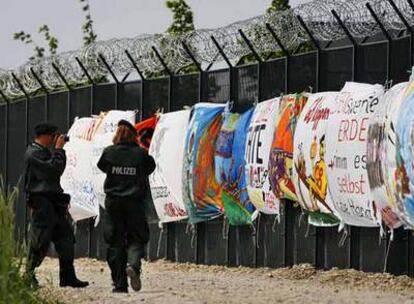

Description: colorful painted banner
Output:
[91,110,136,208]
[394,82,414,228]
[325,82,384,227]
[367,83,407,228]
[245,98,280,214]
[61,117,100,221]
[183,103,226,224]
[292,92,340,226]
[215,109,240,185]
[269,94,308,202]
[216,108,257,225]
[149,110,190,224]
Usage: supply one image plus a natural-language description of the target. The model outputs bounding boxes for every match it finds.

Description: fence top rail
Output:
[1,0,413,99]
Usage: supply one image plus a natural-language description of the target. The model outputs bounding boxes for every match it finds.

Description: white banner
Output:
[61,117,100,221]
[90,110,136,208]
[325,82,384,227]
[292,92,341,226]
[245,98,280,214]
[149,110,190,224]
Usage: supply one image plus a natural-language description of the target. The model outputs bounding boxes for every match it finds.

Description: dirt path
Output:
[37,257,414,304]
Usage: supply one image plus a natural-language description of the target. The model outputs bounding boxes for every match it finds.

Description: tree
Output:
[13,26,59,61]
[80,0,97,46]
[13,0,97,62]
[166,0,195,36]
[267,0,290,14]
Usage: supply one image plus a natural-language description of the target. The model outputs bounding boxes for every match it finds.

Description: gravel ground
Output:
[37,257,414,304]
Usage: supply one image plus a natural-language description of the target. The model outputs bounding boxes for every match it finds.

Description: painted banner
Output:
[91,110,136,208]
[325,82,384,227]
[149,110,190,224]
[61,117,100,221]
[216,108,257,225]
[367,83,407,228]
[215,109,240,185]
[269,94,308,202]
[394,82,414,228]
[292,92,340,226]
[183,103,226,224]
[245,98,280,214]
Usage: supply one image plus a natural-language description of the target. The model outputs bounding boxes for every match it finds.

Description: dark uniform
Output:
[24,123,88,288]
[97,140,155,291]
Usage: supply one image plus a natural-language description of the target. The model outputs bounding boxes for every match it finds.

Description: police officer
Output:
[24,122,88,288]
[97,119,155,293]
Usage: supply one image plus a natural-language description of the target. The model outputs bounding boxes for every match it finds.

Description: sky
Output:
[0,0,306,69]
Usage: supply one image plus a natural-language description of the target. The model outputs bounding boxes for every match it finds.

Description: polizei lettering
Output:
[111,166,137,175]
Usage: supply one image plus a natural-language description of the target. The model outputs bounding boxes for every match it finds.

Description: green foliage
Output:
[79,0,97,46]
[38,25,59,56]
[13,0,97,62]
[267,0,290,13]
[13,31,45,61]
[0,180,56,304]
[166,0,195,37]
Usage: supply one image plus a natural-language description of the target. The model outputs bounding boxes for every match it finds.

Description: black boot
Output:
[126,265,141,292]
[59,262,89,288]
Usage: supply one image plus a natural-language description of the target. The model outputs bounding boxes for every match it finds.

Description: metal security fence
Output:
[2,33,414,276]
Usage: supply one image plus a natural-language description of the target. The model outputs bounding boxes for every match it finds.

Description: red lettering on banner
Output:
[337,117,369,142]
[337,174,366,195]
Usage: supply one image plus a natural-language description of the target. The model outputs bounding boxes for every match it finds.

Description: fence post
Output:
[211,35,236,104]
[52,63,72,130]
[388,0,414,68]
[366,3,392,82]
[98,54,120,110]
[152,46,173,112]
[75,57,96,115]
[331,10,358,81]
[152,46,173,259]
[125,50,145,120]
[75,57,96,258]
[182,41,205,103]
[0,90,10,189]
[11,72,30,242]
[30,68,49,120]
[296,14,321,92]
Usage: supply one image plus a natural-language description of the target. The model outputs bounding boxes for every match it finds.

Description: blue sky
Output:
[0,0,305,68]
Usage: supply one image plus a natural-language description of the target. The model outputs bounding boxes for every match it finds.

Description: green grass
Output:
[0,179,57,304]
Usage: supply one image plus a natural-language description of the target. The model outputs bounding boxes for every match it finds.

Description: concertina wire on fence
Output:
[0,0,414,100]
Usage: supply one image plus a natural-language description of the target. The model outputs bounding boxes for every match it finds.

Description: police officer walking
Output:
[24,122,89,288]
[97,119,155,293]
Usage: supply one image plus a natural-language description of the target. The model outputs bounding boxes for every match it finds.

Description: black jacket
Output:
[97,142,156,198]
[24,142,66,194]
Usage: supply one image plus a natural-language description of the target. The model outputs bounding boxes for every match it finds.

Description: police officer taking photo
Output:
[24,122,88,288]
[97,119,155,293]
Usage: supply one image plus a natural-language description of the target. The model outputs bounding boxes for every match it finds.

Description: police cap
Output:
[34,122,58,136]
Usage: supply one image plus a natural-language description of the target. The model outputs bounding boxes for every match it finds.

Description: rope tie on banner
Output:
[338,225,349,247]
[185,222,192,235]
[156,225,164,258]
[251,223,257,249]
[256,213,261,249]
[379,224,387,246]
[383,229,394,273]
[298,210,305,228]
[190,225,197,249]
[222,217,229,240]
[271,214,279,233]
[305,222,310,238]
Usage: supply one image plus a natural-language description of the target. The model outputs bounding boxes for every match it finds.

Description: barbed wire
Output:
[0,0,413,100]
